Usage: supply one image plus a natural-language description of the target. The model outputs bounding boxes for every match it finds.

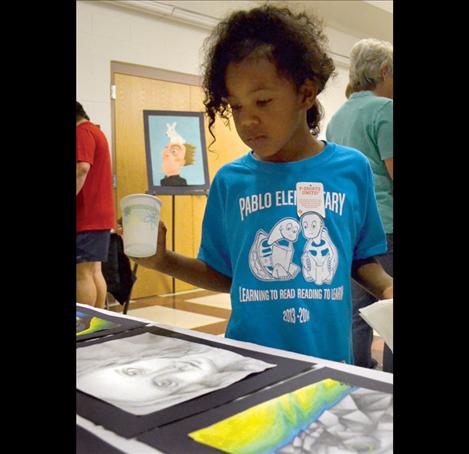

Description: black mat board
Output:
[138,367,393,453]
[76,305,148,342]
[76,425,126,454]
[77,325,315,438]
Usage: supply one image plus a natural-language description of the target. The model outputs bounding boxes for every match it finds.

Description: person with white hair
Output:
[326,38,393,372]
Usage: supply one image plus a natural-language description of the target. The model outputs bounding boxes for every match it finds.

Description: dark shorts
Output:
[76,230,111,263]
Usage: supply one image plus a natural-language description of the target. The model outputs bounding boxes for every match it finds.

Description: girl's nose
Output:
[239,110,260,128]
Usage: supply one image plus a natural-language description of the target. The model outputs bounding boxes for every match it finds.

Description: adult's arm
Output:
[375,101,393,181]
[384,158,393,180]
[351,257,393,300]
[76,161,91,195]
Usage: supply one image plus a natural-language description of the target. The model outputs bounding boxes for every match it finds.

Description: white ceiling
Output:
[158,0,393,43]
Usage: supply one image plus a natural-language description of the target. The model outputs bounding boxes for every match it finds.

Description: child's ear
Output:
[300,80,317,108]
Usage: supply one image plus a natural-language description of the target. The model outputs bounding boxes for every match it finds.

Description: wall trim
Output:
[104,0,218,30]
[104,1,350,66]
[111,61,203,87]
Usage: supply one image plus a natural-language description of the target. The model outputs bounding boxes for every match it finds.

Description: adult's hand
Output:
[382,285,393,300]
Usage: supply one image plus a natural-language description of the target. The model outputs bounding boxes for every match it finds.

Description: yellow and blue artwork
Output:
[76,311,120,337]
[189,378,393,453]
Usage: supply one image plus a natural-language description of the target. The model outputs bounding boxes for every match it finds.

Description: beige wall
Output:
[76,0,369,147]
[77,0,209,147]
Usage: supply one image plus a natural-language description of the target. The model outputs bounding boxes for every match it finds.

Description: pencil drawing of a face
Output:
[78,356,218,404]
[77,333,275,415]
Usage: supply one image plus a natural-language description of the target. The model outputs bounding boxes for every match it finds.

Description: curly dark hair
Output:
[201,4,335,147]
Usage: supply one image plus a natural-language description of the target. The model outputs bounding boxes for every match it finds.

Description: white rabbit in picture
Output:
[166,122,186,144]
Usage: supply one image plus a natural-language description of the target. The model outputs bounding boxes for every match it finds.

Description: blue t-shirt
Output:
[198,142,387,363]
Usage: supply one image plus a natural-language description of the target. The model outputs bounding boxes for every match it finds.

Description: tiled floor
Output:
[107,289,386,370]
[107,289,230,335]
[128,305,226,329]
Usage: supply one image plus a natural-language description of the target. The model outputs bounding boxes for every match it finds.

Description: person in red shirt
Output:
[76,102,115,308]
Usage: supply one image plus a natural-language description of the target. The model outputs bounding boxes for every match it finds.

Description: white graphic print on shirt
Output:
[249,212,338,284]
[249,218,301,281]
[300,212,338,285]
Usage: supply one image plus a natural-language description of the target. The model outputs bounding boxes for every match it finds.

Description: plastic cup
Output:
[120,194,162,258]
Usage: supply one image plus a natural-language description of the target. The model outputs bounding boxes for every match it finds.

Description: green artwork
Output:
[189,378,393,453]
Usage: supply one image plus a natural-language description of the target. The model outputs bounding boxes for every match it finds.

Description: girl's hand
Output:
[127,221,168,270]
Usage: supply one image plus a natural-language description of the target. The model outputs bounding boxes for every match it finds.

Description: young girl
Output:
[131,5,393,364]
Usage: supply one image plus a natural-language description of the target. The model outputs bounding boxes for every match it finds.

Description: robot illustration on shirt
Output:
[249,218,301,281]
[300,212,338,285]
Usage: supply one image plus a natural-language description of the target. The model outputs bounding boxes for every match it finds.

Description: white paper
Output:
[359,299,393,352]
[296,182,325,218]
[77,332,276,415]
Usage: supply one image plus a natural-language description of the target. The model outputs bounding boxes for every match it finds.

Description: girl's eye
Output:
[257,99,272,106]
[230,104,241,111]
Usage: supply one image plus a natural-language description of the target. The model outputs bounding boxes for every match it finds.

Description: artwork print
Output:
[76,311,121,337]
[189,378,393,453]
[143,111,210,195]
[76,332,275,416]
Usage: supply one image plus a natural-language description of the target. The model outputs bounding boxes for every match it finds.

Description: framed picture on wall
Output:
[143,110,210,195]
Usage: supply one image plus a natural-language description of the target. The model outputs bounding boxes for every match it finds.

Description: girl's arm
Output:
[351,257,393,299]
[128,221,232,293]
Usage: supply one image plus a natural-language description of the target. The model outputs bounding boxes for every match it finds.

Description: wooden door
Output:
[114,72,248,298]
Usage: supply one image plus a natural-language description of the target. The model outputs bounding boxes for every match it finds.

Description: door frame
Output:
[110,61,203,216]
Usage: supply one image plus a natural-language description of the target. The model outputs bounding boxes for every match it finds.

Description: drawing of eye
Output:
[121,367,147,376]
[174,360,201,371]
[153,379,178,388]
